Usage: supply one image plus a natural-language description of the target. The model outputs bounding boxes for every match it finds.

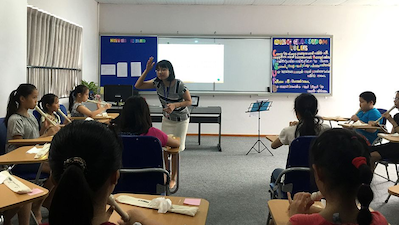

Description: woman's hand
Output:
[45,125,60,136]
[145,57,155,72]
[289,121,298,126]
[117,209,148,225]
[163,103,176,114]
[288,192,314,216]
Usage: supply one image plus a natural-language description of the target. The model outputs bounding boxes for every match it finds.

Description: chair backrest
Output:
[114,135,166,195]
[0,117,7,155]
[57,104,68,124]
[285,136,317,196]
[32,110,41,129]
[377,108,387,125]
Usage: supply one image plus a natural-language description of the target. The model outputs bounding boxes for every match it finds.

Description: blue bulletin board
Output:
[271,37,332,94]
[100,36,157,91]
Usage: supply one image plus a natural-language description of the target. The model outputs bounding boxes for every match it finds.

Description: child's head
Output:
[155,60,175,81]
[394,91,399,109]
[69,85,89,112]
[119,96,152,134]
[49,120,122,225]
[310,128,373,225]
[294,93,321,137]
[5,83,38,127]
[359,91,376,111]
[39,93,59,114]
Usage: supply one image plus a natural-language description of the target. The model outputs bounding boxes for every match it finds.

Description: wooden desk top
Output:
[266,135,279,143]
[340,123,382,130]
[388,185,399,197]
[8,136,52,146]
[0,176,49,211]
[71,112,119,120]
[0,146,48,165]
[378,133,399,143]
[321,116,349,122]
[268,199,324,225]
[109,193,209,225]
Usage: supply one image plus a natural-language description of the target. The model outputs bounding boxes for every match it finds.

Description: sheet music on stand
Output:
[245,99,273,156]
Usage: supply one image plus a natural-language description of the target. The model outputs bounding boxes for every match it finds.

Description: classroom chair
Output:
[0,117,7,156]
[114,135,170,195]
[57,104,68,124]
[267,136,317,225]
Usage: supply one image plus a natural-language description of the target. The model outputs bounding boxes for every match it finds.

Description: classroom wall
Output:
[0,0,28,117]
[99,5,400,135]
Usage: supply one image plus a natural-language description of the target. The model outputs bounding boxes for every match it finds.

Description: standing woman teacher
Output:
[135,57,192,189]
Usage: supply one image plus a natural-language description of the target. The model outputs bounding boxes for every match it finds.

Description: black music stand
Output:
[245,100,273,156]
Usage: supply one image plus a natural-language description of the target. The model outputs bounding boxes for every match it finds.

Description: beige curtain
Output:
[27,6,82,98]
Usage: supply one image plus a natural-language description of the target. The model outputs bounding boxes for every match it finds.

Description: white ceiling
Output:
[95,0,399,6]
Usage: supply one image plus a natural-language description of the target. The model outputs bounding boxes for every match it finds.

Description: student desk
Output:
[268,199,324,225]
[388,185,399,197]
[266,135,279,143]
[109,106,222,151]
[0,175,49,211]
[8,136,52,146]
[71,112,119,123]
[109,193,209,225]
[378,133,399,143]
[0,146,49,183]
[340,123,383,130]
[321,116,349,127]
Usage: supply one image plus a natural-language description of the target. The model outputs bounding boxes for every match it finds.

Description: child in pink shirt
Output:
[287,129,387,225]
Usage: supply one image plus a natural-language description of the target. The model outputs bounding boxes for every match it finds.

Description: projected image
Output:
[158,44,224,83]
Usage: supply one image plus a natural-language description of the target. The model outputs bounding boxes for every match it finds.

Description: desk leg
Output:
[198,123,201,145]
[218,115,222,151]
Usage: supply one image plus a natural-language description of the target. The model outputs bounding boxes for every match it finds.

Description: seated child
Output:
[38,93,70,127]
[271,93,330,149]
[116,96,180,189]
[370,91,399,167]
[350,91,382,145]
[287,129,387,225]
[69,85,111,117]
[48,120,162,225]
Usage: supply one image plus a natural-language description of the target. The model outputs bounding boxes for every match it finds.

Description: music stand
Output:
[245,100,273,156]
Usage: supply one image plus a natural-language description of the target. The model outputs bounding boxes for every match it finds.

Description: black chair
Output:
[0,117,7,156]
[57,104,68,124]
[267,136,317,225]
[114,135,170,195]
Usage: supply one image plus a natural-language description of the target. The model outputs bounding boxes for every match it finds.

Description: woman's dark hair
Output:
[69,85,88,112]
[310,128,373,225]
[49,120,122,225]
[39,93,57,114]
[360,91,376,105]
[294,93,322,137]
[155,60,175,81]
[118,96,152,134]
[5,83,37,128]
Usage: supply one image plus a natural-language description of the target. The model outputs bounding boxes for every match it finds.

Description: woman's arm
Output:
[163,90,193,114]
[135,57,156,90]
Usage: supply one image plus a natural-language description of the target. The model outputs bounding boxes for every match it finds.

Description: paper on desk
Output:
[27,146,40,154]
[116,195,199,216]
[0,171,32,194]
[0,172,7,184]
[353,120,368,126]
[184,198,201,206]
[34,143,50,159]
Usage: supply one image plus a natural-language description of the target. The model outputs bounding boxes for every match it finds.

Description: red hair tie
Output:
[352,157,367,169]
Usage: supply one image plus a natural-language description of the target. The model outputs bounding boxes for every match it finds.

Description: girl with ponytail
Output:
[287,129,387,225]
[69,85,111,117]
[271,93,330,149]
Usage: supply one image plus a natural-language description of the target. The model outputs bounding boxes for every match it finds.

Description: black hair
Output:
[294,93,322,137]
[69,85,88,112]
[118,96,152,134]
[5,84,37,128]
[39,93,58,114]
[310,128,373,225]
[359,91,376,105]
[155,60,175,81]
[48,120,122,225]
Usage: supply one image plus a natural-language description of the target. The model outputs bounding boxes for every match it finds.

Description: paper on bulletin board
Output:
[131,62,142,77]
[117,62,128,77]
[101,64,116,75]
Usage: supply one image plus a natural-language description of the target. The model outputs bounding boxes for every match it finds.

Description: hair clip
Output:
[63,157,87,171]
[352,156,367,169]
